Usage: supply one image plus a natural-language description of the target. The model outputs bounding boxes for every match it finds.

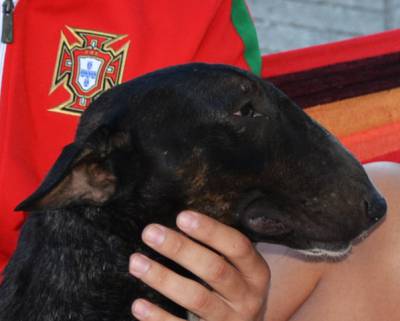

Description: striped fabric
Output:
[262,29,400,164]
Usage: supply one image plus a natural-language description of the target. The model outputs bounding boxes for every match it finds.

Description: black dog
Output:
[0,63,386,320]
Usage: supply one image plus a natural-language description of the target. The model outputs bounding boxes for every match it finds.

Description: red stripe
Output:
[261,29,400,77]
[365,150,400,164]
[340,121,400,164]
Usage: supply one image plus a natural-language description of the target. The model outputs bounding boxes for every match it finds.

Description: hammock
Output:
[261,29,400,164]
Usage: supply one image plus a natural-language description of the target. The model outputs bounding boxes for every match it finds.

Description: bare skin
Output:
[261,161,400,321]
[129,211,270,321]
[128,161,400,321]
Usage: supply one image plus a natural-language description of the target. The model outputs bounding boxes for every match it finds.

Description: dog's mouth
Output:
[236,190,387,259]
[296,243,352,260]
[286,212,386,260]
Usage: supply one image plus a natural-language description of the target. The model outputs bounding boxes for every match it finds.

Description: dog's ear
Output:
[15,128,128,212]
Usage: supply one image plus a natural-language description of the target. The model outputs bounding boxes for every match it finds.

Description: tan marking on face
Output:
[176,146,261,225]
[175,148,234,223]
[187,192,234,220]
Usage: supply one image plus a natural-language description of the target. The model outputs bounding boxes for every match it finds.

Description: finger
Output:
[176,211,270,289]
[129,253,232,320]
[141,224,248,302]
[131,299,184,321]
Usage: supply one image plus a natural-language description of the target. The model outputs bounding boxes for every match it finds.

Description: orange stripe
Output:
[305,88,400,137]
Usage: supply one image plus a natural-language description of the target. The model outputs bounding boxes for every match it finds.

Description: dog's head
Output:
[16,63,386,257]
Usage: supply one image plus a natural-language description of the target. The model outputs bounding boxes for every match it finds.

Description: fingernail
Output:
[129,254,150,277]
[142,225,166,246]
[132,299,150,319]
[177,211,199,231]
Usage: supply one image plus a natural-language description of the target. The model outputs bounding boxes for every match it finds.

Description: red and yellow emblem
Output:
[50,26,130,116]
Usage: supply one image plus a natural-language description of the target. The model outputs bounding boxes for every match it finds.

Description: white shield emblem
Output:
[77,56,103,92]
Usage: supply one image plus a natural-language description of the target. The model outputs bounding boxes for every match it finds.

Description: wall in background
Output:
[247,0,400,54]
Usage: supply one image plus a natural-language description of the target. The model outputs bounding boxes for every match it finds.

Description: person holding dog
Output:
[128,161,400,321]
[1,1,399,321]
[0,0,261,274]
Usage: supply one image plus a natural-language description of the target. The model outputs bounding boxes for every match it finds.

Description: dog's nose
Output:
[365,195,387,222]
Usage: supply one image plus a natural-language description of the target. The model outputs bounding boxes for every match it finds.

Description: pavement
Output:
[246,0,400,54]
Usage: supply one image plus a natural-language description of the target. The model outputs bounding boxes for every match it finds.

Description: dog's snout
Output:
[365,195,387,222]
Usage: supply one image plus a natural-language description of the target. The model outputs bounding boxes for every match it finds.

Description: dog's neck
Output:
[0,206,188,320]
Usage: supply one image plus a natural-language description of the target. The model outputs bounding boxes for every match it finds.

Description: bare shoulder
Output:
[260,162,400,321]
[362,162,400,246]
[357,161,400,262]
[289,162,400,321]
[364,161,400,205]
[356,161,400,267]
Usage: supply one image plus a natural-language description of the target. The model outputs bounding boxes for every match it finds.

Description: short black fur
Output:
[0,63,386,320]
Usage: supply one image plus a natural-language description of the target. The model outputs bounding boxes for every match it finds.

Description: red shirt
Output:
[0,0,261,272]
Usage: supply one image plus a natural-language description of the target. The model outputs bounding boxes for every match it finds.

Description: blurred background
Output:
[246,0,400,54]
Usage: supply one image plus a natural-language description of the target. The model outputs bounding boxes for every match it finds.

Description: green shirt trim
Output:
[231,0,262,75]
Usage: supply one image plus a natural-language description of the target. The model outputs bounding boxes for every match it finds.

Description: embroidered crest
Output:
[50,26,130,116]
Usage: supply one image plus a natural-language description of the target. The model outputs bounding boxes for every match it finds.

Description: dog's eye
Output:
[233,102,264,118]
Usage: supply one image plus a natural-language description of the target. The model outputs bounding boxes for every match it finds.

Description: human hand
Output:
[129,211,270,321]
